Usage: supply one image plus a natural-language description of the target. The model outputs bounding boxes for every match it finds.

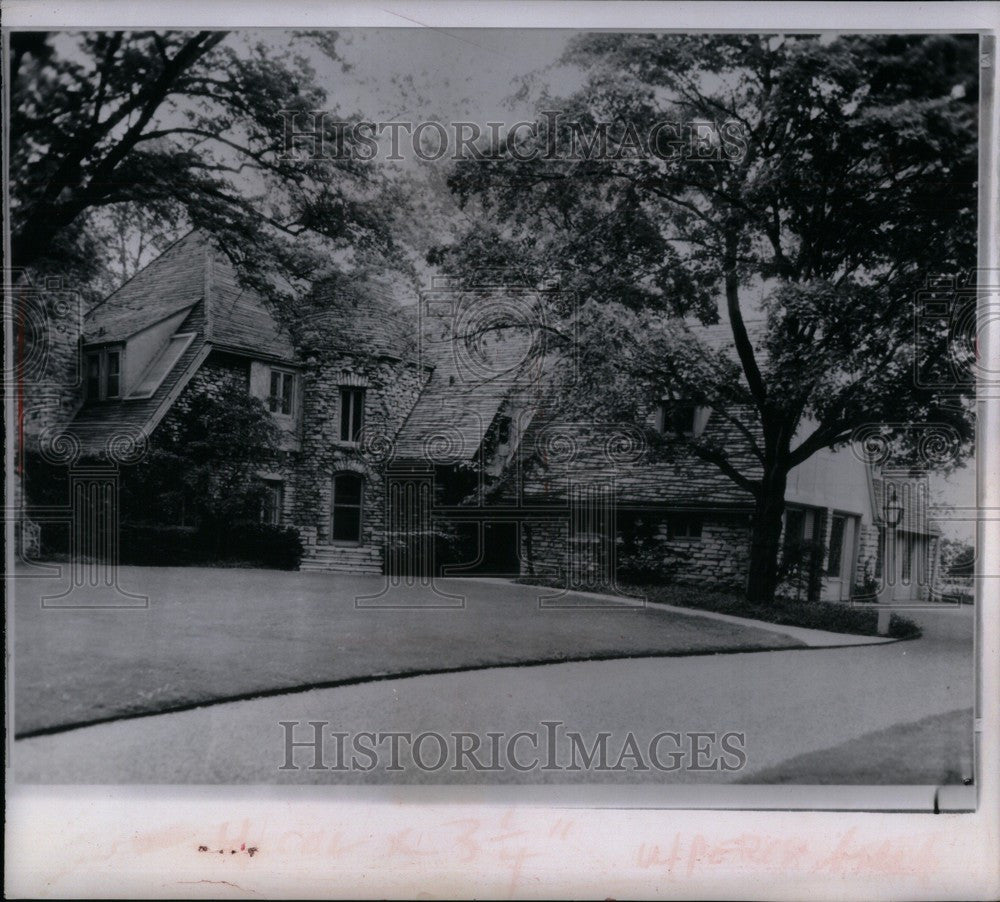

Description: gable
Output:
[84,231,209,343]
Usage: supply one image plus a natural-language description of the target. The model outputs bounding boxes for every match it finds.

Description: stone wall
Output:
[17,281,86,445]
[292,351,431,550]
[519,511,752,590]
[659,515,751,590]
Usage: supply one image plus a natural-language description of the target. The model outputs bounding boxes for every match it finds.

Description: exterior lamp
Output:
[876,485,905,637]
[884,487,904,528]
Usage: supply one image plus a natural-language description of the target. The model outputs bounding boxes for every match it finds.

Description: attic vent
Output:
[338,371,369,388]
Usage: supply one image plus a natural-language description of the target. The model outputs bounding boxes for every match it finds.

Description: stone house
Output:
[19,230,942,600]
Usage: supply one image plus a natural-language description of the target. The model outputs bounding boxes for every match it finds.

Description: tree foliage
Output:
[9,30,403,302]
[121,381,281,528]
[432,33,979,601]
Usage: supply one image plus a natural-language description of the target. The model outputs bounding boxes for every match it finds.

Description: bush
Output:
[39,521,305,570]
[615,544,684,585]
[211,522,304,570]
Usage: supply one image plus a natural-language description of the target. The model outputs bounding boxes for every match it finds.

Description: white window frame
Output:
[656,398,709,438]
[84,345,124,401]
[667,513,703,541]
[268,367,297,419]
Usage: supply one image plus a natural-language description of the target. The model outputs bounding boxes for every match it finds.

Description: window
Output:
[340,387,365,442]
[105,351,121,398]
[657,399,701,437]
[86,352,101,399]
[260,480,283,526]
[827,514,846,576]
[84,346,124,401]
[332,472,363,542]
[667,513,703,540]
[269,369,296,416]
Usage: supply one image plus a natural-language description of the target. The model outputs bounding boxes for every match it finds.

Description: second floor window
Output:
[85,347,122,401]
[269,369,296,416]
[657,400,698,437]
[340,387,365,442]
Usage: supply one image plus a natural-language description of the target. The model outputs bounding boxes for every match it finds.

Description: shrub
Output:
[212,521,304,570]
[46,521,306,569]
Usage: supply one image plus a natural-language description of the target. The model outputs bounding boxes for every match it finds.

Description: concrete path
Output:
[12,604,972,784]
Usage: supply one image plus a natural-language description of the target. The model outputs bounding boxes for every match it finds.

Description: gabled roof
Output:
[84,229,296,362]
[66,303,210,457]
[66,231,297,458]
[393,317,541,462]
[85,230,209,343]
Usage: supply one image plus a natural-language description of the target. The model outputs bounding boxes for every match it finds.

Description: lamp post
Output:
[877,487,905,635]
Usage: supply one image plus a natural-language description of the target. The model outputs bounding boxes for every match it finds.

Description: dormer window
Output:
[656,398,707,438]
[84,347,123,401]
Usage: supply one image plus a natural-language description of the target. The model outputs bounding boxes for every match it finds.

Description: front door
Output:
[890,532,927,602]
[331,472,363,543]
[822,513,858,602]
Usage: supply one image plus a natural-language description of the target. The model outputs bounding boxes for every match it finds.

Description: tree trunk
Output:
[745,465,788,602]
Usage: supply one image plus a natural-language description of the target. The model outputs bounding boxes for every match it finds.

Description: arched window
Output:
[332,472,364,543]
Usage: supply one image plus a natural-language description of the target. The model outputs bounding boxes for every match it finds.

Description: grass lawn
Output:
[14,566,805,736]
[741,708,974,785]
[518,578,922,638]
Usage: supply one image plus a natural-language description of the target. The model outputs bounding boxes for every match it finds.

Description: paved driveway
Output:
[13,566,801,736]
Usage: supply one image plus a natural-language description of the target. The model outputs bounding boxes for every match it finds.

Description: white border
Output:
[0,0,998,31]
[4,2,1000,898]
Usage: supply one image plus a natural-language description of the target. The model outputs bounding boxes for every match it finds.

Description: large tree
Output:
[9,30,401,300]
[432,33,978,602]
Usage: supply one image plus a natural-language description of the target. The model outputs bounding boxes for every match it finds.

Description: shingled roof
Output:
[65,231,295,457]
[393,313,543,462]
[66,303,210,457]
[85,229,295,360]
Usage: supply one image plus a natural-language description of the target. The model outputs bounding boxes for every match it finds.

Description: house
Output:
[19,230,942,601]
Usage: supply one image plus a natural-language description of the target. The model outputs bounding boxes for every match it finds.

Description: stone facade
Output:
[290,351,430,567]
[18,282,86,447]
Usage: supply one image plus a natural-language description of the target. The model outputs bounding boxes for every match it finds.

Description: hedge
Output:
[38,521,304,570]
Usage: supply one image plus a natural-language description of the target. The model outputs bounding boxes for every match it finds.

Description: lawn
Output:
[519,578,923,638]
[14,566,804,736]
[741,708,974,785]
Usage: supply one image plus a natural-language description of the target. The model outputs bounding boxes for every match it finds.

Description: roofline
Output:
[83,300,201,343]
[83,227,200,318]
[206,341,300,366]
[142,342,213,438]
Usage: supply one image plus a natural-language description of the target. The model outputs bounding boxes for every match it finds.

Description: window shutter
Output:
[249,361,270,403]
